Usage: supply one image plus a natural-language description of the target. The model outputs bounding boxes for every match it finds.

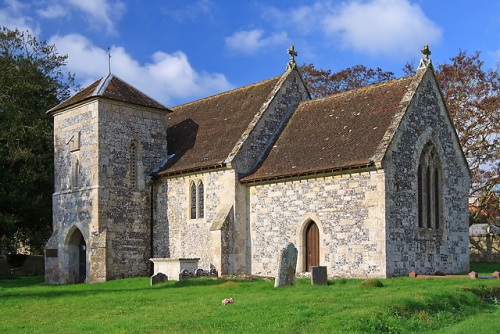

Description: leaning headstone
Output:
[274,242,298,288]
[311,266,328,285]
[150,272,168,286]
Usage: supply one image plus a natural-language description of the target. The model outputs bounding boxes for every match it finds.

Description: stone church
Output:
[44,46,470,284]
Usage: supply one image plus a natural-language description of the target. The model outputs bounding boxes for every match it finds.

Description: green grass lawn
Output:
[0,263,498,333]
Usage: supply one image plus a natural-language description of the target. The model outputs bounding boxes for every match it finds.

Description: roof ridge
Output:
[171,75,281,109]
[304,75,414,105]
[92,73,113,96]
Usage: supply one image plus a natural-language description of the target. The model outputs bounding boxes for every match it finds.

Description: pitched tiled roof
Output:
[241,75,415,182]
[47,73,169,113]
[155,76,282,176]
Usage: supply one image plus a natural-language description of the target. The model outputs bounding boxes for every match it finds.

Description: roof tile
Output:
[156,76,282,175]
[242,76,414,182]
[48,74,169,113]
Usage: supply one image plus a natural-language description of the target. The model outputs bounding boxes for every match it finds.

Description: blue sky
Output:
[2,0,500,106]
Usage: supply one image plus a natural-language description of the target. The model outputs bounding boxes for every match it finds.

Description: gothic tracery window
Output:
[417,142,442,229]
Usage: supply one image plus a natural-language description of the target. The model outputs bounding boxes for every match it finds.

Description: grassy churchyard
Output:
[1,263,499,333]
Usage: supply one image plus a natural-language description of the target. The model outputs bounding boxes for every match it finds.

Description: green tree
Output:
[0,27,76,255]
[299,63,395,98]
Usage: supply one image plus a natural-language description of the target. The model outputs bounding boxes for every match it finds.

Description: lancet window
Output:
[189,179,205,219]
[417,142,442,229]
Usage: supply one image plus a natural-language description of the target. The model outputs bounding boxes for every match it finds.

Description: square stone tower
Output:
[44,74,170,284]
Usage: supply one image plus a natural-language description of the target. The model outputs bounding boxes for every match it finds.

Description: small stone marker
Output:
[274,242,298,288]
[468,271,477,279]
[311,266,328,285]
[150,272,168,286]
[492,271,499,279]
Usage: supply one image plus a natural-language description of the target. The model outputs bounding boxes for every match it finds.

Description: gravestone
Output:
[274,242,298,288]
[150,272,168,286]
[311,266,328,285]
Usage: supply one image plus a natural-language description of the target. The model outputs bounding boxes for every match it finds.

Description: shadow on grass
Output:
[0,276,241,300]
[0,276,45,288]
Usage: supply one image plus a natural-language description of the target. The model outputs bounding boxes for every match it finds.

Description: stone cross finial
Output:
[287,45,298,69]
[421,44,431,59]
[418,44,432,69]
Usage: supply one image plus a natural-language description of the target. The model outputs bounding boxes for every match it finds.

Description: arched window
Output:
[130,141,138,190]
[190,181,197,219]
[189,179,205,219]
[198,180,204,219]
[417,143,442,229]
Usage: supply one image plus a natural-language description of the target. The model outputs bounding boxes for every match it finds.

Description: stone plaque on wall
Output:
[45,249,58,258]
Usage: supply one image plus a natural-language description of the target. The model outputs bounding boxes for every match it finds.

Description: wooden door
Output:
[306,221,319,271]
[78,237,86,283]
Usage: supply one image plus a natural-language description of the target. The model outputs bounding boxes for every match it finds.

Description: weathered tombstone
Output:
[209,264,218,277]
[179,268,193,280]
[150,272,168,286]
[274,242,298,288]
[311,266,328,285]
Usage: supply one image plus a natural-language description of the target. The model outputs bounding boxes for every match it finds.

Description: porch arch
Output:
[65,226,87,283]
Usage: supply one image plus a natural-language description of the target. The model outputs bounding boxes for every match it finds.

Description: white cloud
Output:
[261,0,442,58]
[50,34,233,106]
[225,29,288,55]
[0,0,39,35]
[36,4,67,19]
[322,0,442,56]
[0,0,125,36]
[163,0,214,23]
[66,0,125,34]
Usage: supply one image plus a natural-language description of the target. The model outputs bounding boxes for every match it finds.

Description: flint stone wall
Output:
[155,169,236,275]
[47,101,99,283]
[248,170,387,278]
[46,99,168,283]
[382,69,470,276]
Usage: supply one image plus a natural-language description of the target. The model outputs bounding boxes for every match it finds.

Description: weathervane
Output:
[287,45,298,69]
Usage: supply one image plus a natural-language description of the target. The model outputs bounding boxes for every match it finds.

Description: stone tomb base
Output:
[150,258,200,281]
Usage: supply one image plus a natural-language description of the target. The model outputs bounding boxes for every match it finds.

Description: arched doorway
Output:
[305,220,319,271]
[67,228,86,283]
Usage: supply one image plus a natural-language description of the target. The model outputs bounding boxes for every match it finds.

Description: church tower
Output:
[44,74,170,284]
